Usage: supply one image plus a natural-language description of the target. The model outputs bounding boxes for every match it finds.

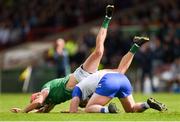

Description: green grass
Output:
[0,93,180,121]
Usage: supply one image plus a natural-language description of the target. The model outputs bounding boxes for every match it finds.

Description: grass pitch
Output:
[0,93,180,121]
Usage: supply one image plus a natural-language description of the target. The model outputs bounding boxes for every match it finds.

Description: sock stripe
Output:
[102,17,111,28]
[129,44,139,54]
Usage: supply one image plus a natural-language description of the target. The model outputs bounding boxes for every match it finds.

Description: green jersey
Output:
[41,75,72,105]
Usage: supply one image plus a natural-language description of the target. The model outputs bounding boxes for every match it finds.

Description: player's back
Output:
[42,75,72,104]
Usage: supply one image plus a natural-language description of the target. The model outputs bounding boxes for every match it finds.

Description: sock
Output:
[100,107,109,113]
[102,16,111,28]
[129,44,139,54]
[141,102,150,110]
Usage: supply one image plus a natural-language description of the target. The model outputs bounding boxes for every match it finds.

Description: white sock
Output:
[144,102,150,109]
[104,106,109,113]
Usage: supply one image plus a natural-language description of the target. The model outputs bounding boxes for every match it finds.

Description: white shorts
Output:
[73,66,92,83]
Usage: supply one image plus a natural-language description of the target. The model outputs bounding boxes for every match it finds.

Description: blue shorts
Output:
[95,73,132,98]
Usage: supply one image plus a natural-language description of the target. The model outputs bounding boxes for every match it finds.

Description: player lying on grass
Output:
[11,4,115,113]
[70,37,168,113]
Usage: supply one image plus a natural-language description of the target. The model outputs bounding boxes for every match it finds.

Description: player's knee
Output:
[94,49,103,57]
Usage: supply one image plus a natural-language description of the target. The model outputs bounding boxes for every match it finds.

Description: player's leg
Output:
[116,52,134,74]
[85,93,117,113]
[119,94,167,112]
[82,5,114,73]
[119,94,146,112]
[116,36,150,74]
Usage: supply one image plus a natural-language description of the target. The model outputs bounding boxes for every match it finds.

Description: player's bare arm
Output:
[35,104,55,113]
[11,89,49,113]
[23,89,49,113]
[70,96,81,113]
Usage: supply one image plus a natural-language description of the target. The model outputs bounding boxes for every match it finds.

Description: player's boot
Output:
[108,102,118,113]
[106,5,114,18]
[133,36,150,46]
[147,98,168,111]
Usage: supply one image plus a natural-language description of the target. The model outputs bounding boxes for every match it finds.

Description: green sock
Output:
[129,44,139,54]
[102,16,111,28]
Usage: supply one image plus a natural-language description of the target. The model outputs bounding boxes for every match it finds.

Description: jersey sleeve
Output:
[72,86,82,99]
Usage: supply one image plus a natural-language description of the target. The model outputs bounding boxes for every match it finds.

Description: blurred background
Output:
[0,0,179,94]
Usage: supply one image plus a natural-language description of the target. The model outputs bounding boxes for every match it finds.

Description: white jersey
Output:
[76,70,118,100]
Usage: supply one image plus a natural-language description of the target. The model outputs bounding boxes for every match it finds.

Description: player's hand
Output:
[10,108,22,113]
[106,5,114,18]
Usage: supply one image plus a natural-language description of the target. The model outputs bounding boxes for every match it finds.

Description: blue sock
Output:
[100,108,105,113]
[100,107,109,113]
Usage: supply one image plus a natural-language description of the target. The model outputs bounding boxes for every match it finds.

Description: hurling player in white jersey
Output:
[70,36,168,113]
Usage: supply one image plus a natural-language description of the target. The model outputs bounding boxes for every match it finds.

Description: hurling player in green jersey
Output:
[11,5,115,113]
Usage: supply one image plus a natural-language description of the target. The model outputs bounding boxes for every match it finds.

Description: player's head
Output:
[79,99,88,108]
[79,94,92,108]
[30,92,41,103]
